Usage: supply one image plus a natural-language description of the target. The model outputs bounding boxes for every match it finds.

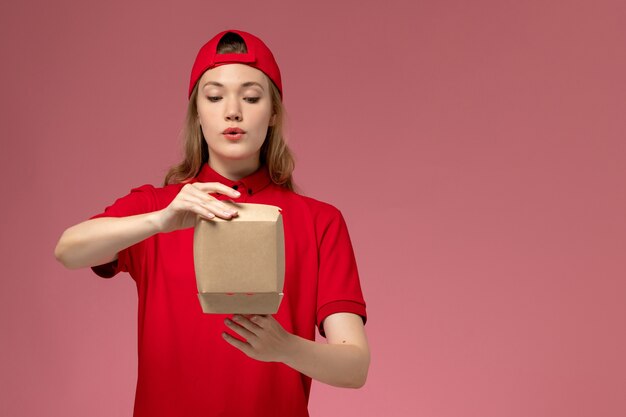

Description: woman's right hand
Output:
[155,182,241,233]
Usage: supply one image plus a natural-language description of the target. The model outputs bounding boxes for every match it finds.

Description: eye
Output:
[206,96,260,103]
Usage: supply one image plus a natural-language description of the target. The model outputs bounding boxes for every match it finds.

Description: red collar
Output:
[192,163,272,196]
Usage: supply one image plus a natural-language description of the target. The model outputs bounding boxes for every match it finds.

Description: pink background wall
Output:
[1,0,625,416]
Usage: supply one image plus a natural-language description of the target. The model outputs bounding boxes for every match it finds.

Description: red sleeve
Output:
[88,184,156,279]
[316,206,367,338]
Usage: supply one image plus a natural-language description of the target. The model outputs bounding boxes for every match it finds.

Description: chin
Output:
[206,139,263,160]
[210,148,260,162]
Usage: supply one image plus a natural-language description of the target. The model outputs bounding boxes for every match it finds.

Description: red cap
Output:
[188,29,283,100]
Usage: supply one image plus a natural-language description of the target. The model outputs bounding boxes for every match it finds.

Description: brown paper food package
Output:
[193,203,285,314]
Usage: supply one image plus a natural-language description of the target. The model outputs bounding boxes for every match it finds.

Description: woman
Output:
[55,29,369,417]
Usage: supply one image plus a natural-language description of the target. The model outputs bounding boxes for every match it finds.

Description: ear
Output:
[269,113,277,127]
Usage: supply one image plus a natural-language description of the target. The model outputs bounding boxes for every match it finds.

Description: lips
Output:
[223,127,245,141]
[223,127,246,134]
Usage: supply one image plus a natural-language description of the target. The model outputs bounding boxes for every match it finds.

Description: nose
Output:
[225,99,242,122]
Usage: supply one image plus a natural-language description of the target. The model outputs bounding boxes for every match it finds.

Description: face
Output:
[196,63,276,169]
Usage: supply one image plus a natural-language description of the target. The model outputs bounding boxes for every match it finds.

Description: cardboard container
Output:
[193,203,285,314]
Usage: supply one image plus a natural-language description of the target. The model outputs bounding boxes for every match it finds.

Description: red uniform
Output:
[89,162,367,417]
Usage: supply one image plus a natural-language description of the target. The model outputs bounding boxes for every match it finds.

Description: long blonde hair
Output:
[163,33,297,191]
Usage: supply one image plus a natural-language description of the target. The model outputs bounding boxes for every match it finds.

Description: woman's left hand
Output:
[222,314,297,363]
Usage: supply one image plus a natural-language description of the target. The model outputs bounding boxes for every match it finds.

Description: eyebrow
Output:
[202,81,265,90]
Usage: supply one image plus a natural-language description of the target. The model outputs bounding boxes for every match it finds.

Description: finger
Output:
[186,185,238,215]
[182,193,236,219]
[246,314,268,328]
[225,318,258,339]
[194,182,241,199]
[220,200,240,215]
[233,315,263,331]
[176,194,215,220]
[222,332,251,353]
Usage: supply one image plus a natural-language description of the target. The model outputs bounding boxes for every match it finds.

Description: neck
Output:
[208,155,261,181]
